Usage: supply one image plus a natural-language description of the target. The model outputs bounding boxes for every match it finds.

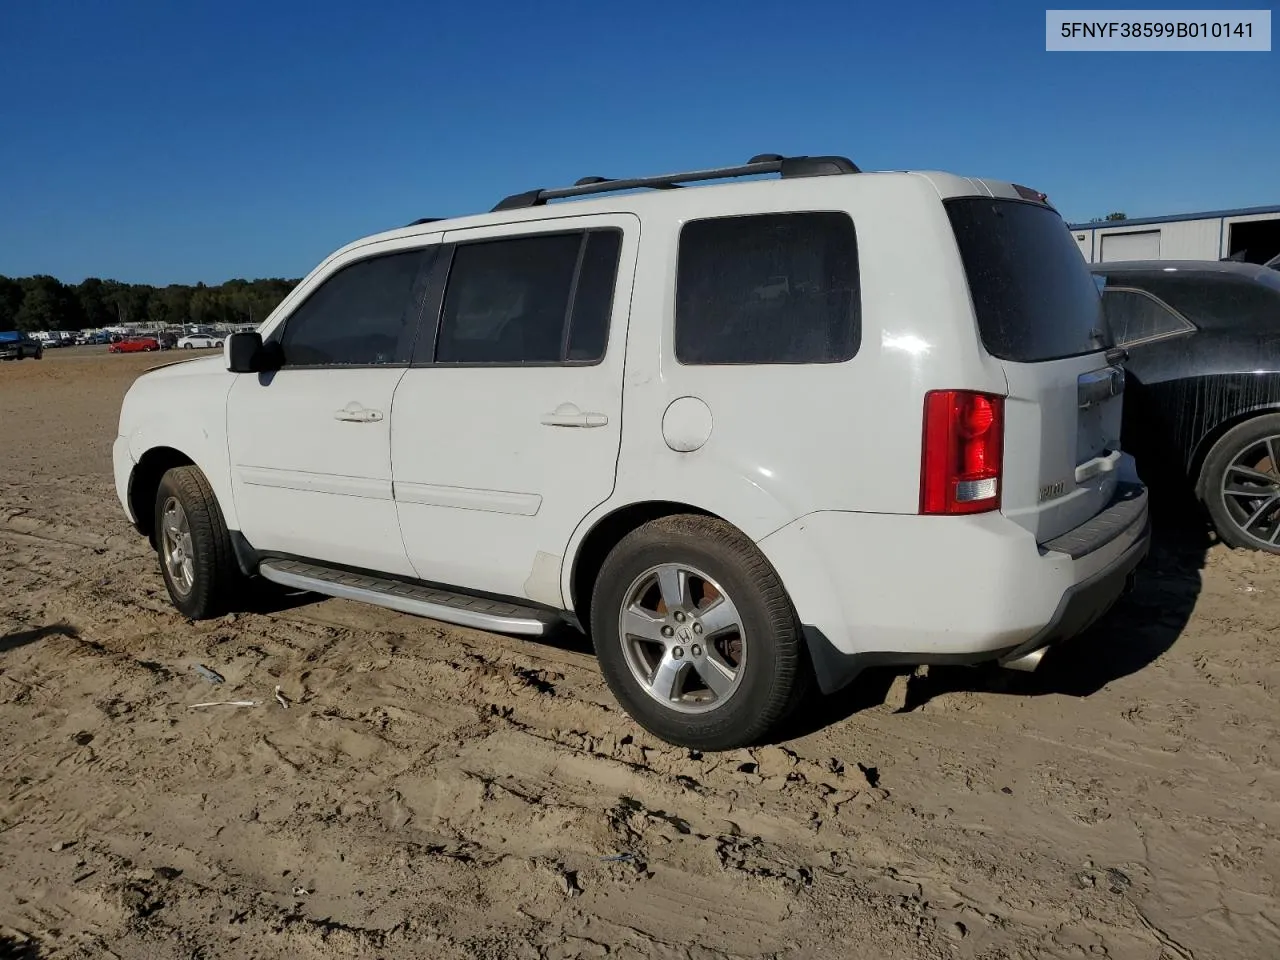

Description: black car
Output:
[0,331,44,361]
[1092,260,1280,552]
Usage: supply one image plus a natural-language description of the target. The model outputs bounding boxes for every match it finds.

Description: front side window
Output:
[277,249,428,366]
[675,212,860,365]
[434,230,622,364]
[1100,287,1196,345]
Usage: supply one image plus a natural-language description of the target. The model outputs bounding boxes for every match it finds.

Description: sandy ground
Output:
[0,348,1277,960]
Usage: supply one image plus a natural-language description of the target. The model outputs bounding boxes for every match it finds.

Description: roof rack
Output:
[492,153,859,212]
[405,217,444,227]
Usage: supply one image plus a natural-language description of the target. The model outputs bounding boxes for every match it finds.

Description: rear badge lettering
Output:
[1039,480,1067,503]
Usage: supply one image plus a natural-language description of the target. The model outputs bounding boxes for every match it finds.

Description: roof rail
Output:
[405,217,444,227]
[492,153,859,212]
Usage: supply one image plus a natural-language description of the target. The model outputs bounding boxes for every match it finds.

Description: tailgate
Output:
[945,196,1123,542]
[1001,355,1125,541]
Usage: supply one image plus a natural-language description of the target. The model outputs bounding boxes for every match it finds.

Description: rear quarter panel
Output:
[562,173,1009,608]
[1124,330,1280,476]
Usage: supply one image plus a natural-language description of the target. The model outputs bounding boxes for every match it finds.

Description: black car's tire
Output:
[590,514,812,751]
[34,348,42,360]
[153,466,241,619]
[1200,413,1280,553]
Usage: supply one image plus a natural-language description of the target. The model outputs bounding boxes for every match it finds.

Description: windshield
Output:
[945,198,1111,362]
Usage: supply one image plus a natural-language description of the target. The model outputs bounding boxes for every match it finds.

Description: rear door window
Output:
[433,230,621,365]
[945,199,1110,362]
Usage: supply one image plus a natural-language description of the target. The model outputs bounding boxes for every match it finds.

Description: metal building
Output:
[1068,204,1280,265]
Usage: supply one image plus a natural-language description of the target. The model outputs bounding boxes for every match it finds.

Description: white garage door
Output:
[1100,230,1161,262]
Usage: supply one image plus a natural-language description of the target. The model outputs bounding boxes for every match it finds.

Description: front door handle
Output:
[334,402,384,423]
[541,402,608,428]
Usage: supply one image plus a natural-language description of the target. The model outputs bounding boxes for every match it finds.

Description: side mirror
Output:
[227,332,261,372]
[226,331,283,373]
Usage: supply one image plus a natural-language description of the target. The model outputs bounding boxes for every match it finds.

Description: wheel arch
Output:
[128,447,197,544]
[566,500,726,630]
[1190,402,1280,498]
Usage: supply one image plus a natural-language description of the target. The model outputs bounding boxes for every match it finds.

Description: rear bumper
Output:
[757,480,1151,693]
[997,485,1149,667]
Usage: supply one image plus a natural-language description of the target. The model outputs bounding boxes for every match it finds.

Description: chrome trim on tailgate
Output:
[1078,365,1125,409]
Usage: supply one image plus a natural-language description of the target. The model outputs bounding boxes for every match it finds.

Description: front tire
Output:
[1200,413,1280,553]
[590,514,810,751]
[153,466,241,618]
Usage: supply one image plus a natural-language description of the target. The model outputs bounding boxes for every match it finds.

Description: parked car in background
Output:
[158,333,178,350]
[0,331,44,360]
[108,336,161,354]
[115,153,1150,750]
[177,334,223,350]
[1093,260,1280,552]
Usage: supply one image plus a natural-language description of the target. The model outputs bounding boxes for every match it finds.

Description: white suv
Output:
[113,154,1150,750]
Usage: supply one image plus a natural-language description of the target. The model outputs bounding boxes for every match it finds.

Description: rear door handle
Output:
[541,403,608,428]
[334,402,384,423]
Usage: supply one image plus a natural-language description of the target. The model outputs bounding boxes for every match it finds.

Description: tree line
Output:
[0,274,301,332]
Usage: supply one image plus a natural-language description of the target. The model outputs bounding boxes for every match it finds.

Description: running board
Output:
[257,558,559,636]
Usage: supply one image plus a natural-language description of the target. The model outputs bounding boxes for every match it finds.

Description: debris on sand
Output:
[193,664,225,685]
[189,700,261,709]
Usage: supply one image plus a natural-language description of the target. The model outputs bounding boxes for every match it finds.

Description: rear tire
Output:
[153,466,241,618]
[590,514,811,751]
[1200,413,1280,553]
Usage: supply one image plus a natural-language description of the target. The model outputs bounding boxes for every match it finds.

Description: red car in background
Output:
[108,337,161,354]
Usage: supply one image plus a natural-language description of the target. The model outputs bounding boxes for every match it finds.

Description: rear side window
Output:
[1107,273,1280,330]
[278,249,427,366]
[1099,287,1195,345]
[675,212,860,365]
[946,199,1109,362]
[434,230,621,365]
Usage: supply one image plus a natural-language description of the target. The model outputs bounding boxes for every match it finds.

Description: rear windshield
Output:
[945,198,1110,363]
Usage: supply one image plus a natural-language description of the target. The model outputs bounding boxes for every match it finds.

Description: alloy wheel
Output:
[160,496,196,596]
[617,562,746,714]
[1219,435,1280,547]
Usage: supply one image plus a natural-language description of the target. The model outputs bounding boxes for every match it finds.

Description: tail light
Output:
[920,390,1004,515]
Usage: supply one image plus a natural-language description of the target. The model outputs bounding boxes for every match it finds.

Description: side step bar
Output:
[257,558,560,636]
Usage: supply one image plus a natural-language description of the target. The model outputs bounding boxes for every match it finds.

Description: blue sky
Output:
[1,0,1275,285]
